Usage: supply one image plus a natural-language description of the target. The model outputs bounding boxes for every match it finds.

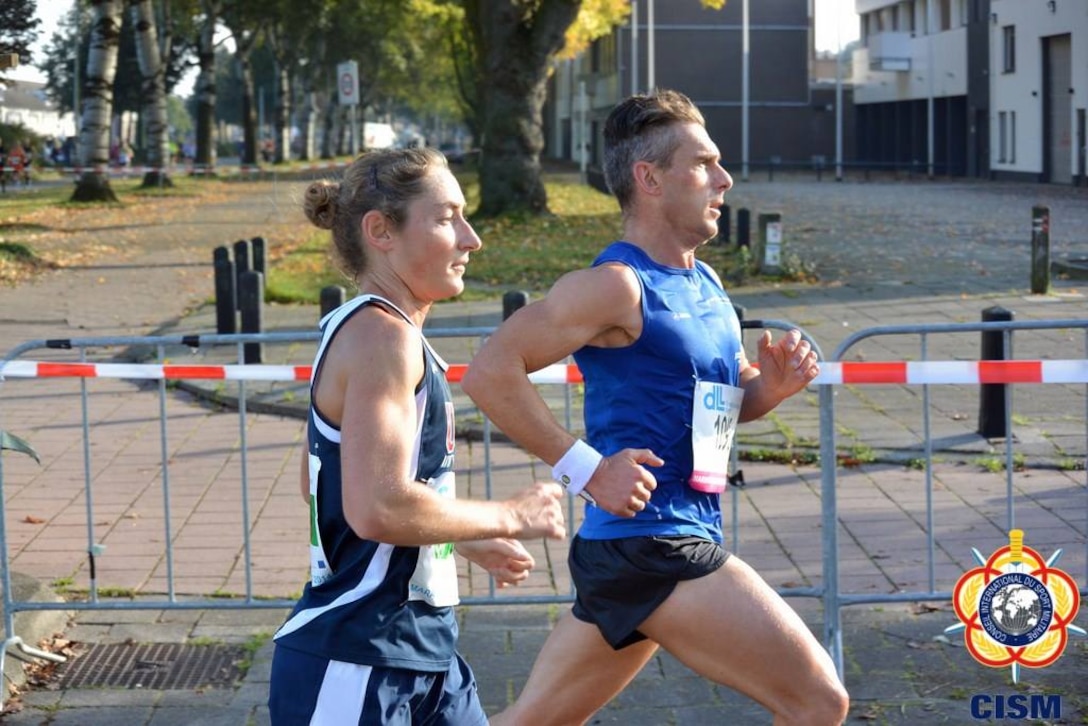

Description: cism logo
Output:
[970,694,1060,720]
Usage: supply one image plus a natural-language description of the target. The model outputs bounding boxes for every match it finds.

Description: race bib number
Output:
[689,381,744,493]
[407,471,460,607]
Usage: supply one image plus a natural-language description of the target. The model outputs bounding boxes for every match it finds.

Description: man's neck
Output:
[622,217,699,269]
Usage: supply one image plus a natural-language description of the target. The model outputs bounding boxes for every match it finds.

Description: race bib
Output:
[407,471,460,607]
[689,381,744,493]
[307,454,333,586]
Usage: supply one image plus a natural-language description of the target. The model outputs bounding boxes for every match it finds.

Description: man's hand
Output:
[584,448,662,517]
[456,538,535,588]
[755,329,819,401]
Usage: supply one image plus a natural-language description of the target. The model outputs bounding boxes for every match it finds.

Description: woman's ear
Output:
[361,210,393,251]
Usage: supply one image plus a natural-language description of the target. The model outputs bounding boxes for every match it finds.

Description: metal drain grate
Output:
[56,643,246,690]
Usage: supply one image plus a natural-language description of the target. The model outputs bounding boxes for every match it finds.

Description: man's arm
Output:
[463,264,661,517]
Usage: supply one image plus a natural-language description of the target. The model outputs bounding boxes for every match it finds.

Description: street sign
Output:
[337,60,359,107]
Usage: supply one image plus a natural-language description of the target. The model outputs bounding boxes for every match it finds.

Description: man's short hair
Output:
[602,89,706,211]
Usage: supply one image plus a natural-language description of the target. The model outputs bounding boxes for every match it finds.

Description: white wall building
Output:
[990,0,1086,183]
[850,0,1087,183]
[0,80,76,142]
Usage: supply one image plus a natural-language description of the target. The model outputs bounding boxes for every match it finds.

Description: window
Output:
[591,31,617,74]
[1009,111,1016,164]
[998,112,1007,163]
[1003,26,1016,72]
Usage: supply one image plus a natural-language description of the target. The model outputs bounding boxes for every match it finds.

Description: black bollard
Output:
[503,290,529,320]
[250,236,266,276]
[737,208,751,249]
[239,270,264,364]
[978,306,1013,439]
[1030,206,1050,295]
[320,285,345,319]
[716,204,730,245]
[233,239,252,311]
[213,246,236,334]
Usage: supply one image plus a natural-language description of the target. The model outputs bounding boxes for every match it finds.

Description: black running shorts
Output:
[569,534,730,650]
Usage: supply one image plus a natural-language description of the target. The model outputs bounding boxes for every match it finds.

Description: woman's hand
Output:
[456,538,536,587]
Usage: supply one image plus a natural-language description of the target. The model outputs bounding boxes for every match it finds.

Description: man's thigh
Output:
[639,555,839,709]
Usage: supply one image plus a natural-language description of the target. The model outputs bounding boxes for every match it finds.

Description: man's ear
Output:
[362,210,393,251]
[632,160,661,196]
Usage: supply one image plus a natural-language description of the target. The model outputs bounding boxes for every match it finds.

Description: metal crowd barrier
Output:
[0,327,584,680]
[1,319,1086,687]
[817,318,1088,677]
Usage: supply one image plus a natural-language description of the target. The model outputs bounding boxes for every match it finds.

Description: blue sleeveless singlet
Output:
[574,242,743,544]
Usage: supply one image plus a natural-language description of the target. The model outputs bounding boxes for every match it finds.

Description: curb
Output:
[2,572,70,694]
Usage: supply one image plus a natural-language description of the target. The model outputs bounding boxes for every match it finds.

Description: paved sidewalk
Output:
[0,177,1085,724]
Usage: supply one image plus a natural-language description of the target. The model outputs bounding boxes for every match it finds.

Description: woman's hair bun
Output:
[304,180,340,230]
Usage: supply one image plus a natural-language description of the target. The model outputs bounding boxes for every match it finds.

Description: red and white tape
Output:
[817,359,1088,385]
[2,360,1087,385]
[0,361,582,385]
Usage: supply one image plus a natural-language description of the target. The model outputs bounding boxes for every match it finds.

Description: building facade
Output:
[851,0,1087,184]
[0,80,76,141]
[546,0,855,180]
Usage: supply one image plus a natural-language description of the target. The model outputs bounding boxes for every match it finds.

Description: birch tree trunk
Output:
[128,0,172,188]
[72,0,122,202]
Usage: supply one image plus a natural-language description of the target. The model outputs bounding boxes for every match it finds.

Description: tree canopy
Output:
[35,0,729,212]
[0,0,41,81]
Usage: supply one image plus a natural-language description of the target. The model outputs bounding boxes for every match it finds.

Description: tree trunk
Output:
[298,88,317,161]
[193,0,219,176]
[239,52,258,168]
[470,0,582,218]
[320,96,337,159]
[128,0,172,188]
[272,63,291,163]
[72,0,122,203]
[336,106,350,156]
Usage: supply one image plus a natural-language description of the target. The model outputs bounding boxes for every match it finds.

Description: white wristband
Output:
[552,439,603,499]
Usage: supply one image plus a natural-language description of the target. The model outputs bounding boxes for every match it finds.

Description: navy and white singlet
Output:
[574,242,744,544]
[273,294,460,672]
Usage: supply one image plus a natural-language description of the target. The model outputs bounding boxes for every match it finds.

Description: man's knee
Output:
[779,678,849,725]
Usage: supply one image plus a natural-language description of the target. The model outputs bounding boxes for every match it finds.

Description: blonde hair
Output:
[303,147,449,280]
